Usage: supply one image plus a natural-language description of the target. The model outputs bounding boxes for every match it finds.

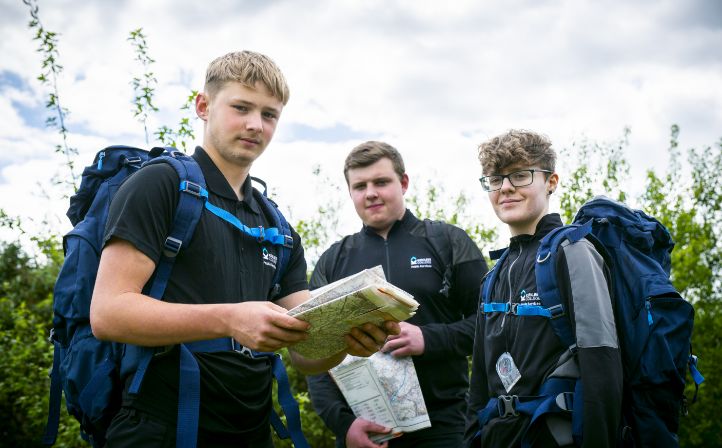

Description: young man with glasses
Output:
[464,130,622,447]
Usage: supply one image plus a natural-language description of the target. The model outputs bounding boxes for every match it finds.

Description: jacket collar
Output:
[489,213,563,260]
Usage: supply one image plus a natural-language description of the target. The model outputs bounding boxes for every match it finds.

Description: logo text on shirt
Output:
[410,256,433,269]
[519,289,541,305]
[262,247,278,269]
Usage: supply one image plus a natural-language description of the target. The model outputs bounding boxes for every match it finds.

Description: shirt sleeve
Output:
[103,163,179,262]
[558,239,623,448]
[419,226,488,360]
[275,225,309,299]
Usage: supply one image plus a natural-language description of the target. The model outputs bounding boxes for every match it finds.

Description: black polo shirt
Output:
[103,146,308,439]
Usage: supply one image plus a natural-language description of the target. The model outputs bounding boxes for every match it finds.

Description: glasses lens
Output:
[509,170,533,187]
[482,175,503,191]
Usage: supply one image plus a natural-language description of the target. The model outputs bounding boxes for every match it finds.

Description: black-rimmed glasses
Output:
[479,169,552,192]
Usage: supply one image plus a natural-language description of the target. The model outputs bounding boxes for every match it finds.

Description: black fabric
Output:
[103,146,308,440]
[105,407,273,448]
[307,210,487,444]
[465,213,623,447]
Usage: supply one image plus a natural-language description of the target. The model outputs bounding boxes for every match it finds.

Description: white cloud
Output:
[0,0,720,248]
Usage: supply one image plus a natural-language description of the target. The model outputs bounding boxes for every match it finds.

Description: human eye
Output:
[488,176,503,188]
[262,110,278,120]
[232,105,248,112]
[511,171,531,183]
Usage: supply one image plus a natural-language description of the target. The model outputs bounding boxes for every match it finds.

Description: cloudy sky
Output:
[1,0,721,249]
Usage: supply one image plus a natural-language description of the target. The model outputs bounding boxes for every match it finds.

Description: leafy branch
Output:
[155,89,198,152]
[128,28,158,144]
[23,0,78,193]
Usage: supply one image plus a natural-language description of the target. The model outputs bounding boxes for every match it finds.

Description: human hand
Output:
[225,301,309,352]
[345,418,391,448]
[382,321,425,357]
[345,320,400,357]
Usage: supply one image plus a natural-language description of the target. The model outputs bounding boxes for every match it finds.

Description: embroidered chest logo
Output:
[410,256,433,269]
[519,289,541,305]
[262,247,278,269]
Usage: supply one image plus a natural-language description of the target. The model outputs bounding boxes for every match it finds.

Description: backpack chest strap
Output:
[482,302,566,318]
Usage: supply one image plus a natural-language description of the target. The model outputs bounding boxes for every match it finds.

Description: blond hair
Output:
[478,129,556,175]
[204,51,290,104]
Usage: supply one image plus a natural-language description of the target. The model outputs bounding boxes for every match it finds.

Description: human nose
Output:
[246,111,263,133]
[499,175,515,192]
[365,184,378,199]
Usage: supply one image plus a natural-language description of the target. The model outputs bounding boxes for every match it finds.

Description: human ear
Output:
[195,92,209,120]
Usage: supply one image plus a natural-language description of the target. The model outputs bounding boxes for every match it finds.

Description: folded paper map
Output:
[329,352,431,442]
[287,266,419,359]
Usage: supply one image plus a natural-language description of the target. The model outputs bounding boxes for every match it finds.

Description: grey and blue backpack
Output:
[477,196,704,447]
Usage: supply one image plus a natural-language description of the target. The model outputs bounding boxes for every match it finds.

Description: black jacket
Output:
[465,214,623,447]
[307,210,487,442]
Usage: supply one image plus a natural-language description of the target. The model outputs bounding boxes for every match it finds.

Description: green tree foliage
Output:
[22,0,79,194]
[0,230,84,447]
[128,28,159,145]
[559,126,722,447]
[558,128,630,224]
[155,90,199,152]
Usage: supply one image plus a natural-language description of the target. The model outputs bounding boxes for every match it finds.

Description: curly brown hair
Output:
[477,130,556,175]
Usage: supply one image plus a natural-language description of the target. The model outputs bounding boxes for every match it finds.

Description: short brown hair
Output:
[477,129,556,175]
[204,51,290,104]
[344,141,405,184]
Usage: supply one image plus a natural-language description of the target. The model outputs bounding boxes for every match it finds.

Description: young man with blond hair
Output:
[308,141,487,448]
[465,130,622,447]
[90,51,397,447]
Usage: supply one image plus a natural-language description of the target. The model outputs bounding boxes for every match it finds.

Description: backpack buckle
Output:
[508,303,519,315]
[497,395,519,417]
[125,156,142,166]
[555,391,575,411]
[163,237,182,257]
[257,226,265,242]
[547,304,565,319]
[282,234,294,249]
[180,181,205,198]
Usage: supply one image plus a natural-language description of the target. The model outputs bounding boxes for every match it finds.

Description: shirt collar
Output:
[192,146,261,214]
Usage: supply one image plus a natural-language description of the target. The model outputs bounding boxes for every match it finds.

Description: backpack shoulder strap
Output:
[535,221,594,349]
[480,247,510,311]
[128,149,206,395]
[141,149,207,299]
[424,219,454,297]
[251,180,294,300]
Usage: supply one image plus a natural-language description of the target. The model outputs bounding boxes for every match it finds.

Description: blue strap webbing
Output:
[480,248,510,311]
[41,343,63,445]
[179,181,291,247]
[483,302,509,313]
[176,344,200,448]
[481,303,553,318]
[264,352,310,448]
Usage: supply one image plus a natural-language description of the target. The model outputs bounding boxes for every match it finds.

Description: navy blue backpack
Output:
[479,196,704,447]
[43,146,308,448]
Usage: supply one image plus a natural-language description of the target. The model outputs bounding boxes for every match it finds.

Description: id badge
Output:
[496,351,521,393]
